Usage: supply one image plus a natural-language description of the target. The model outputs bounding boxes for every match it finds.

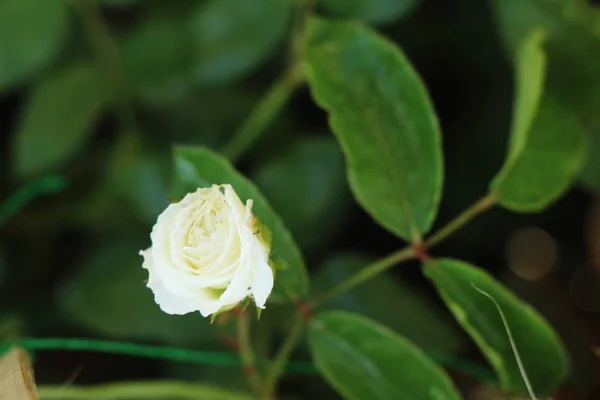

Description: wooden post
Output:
[0,347,39,400]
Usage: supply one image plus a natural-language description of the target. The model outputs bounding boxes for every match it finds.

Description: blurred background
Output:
[1,0,600,398]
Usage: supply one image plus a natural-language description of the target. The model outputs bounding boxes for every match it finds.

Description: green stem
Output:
[221,69,303,162]
[425,195,496,249]
[261,313,304,400]
[38,381,252,400]
[237,312,262,396]
[71,0,137,134]
[308,247,415,308]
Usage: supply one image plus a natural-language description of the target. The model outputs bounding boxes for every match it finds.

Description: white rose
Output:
[139,184,274,317]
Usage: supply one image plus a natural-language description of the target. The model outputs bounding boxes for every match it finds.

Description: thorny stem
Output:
[237,311,262,396]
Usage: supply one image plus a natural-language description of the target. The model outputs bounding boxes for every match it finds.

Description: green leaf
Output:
[253,137,350,253]
[507,28,547,157]
[490,94,586,211]
[311,253,464,354]
[188,0,292,86]
[319,0,420,26]
[423,258,569,395]
[308,311,461,400]
[13,63,105,179]
[173,146,309,301]
[120,9,194,104]
[0,0,69,90]
[489,27,586,211]
[58,235,217,345]
[304,18,443,242]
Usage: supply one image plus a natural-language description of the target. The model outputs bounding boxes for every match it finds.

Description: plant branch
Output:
[237,311,262,396]
[425,194,496,249]
[261,313,304,400]
[308,246,415,308]
[307,195,496,309]
[221,69,303,162]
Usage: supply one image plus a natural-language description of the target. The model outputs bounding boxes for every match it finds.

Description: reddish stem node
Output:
[243,365,257,376]
[412,243,430,261]
[294,299,312,321]
[219,334,239,352]
[216,312,232,326]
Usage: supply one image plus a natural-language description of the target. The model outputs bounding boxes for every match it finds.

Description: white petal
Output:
[251,258,273,308]
[223,184,247,222]
[141,246,220,316]
[151,271,221,316]
[154,288,203,315]
[217,261,252,309]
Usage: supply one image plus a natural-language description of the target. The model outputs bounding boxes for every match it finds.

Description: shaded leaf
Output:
[0,0,69,90]
[101,0,141,5]
[491,0,600,121]
[141,87,262,149]
[107,132,170,225]
[319,0,420,26]
[188,0,292,86]
[253,137,350,253]
[120,9,194,103]
[0,247,4,287]
[173,146,309,301]
[57,235,217,345]
[423,258,569,395]
[304,18,443,242]
[579,130,600,192]
[13,63,105,179]
[311,252,464,354]
[308,311,461,400]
